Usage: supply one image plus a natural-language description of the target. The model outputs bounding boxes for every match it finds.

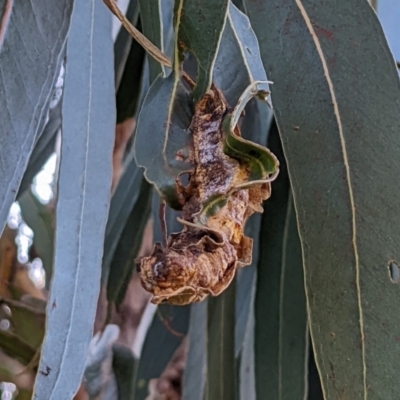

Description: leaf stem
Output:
[103,0,171,68]
[104,0,197,87]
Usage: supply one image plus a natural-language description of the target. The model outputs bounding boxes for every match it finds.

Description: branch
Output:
[103,0,171,68]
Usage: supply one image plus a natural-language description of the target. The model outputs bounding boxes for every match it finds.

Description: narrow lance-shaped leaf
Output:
[138,0,164,82]
[114,0,140,89]
[0,330,36,366]
[102,156,142,283]
[235,213,260,357]
[134,72,193,209]
[223,81,278,184]
[19,189,54,288]
[112,344,137,400]
[206,281,236,400]
[116,30,145,123]
[18,84,63,198]
[214,2,269,107]
[255,123,308,400]
[182,302,207,400]
[106,178,153,307]
[1,297,45,350]
[244,0,400,397]
[134,304,190,400]
[235,81,273,357]
[33,0,115,398]
[0,0,73,234]
[176,0,229,101]
[133,202,189,399]
[239,299,256,400]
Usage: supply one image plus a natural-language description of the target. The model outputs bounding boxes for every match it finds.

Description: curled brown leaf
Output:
[140,85,275,305]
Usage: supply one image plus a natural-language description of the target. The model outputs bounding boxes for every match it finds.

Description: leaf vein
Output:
[294,1,367,398]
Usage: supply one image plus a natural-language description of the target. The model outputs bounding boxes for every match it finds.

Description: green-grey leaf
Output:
[245,0,400,398]
[33,1,115,398]
[102,157,142,284]
[214,2,269,107]
[240,98,273,145]
[0,330,36,366]
[238,302,255,400]
[177,0,229,101]
[182,302,207,400]
[206,282,236,400]
[254,123,308,400]
[112,344,137,400]
[134,72,193,209]
[107,178,153,306]
[1,297,45,350]
[196,193,228,225]
[84,324,120,399]
[0,0,73,234]
[235,89,273,356]
[235,214,260,400]
[235,213,261,357]
[116,33,145,123]
[19,189,54,288]
[134,304,190,400]
[114,0,140,89]
[139,0,164,82]
[18,98,62,199]
[223,113,278,182]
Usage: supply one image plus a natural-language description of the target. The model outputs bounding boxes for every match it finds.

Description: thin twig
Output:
[103,0,171,68]
[104,0,197,86]
[159,200,168,248]
[157,307,185,338]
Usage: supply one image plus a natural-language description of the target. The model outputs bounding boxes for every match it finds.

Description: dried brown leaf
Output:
[140,86,274,305]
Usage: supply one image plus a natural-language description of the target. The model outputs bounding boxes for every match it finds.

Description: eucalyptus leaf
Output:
[254,122,308,400]
[176,0,229,101]
[33,0,115,398]
[134,304,190,400]
[134,72,193,209]
[0,0,73,234]
[15,389,33,400]
[139,0,164,82]
[239,303,256,400]
[114,0,140,89]
[1,297,45,350]
[235,88,272,357]
[214,2,269,107]
[116,27,145,123]
[0,330,36,366]
[182,302,207,400]
[19,189,54,288]
[102,157,142,284]
[235,213,260,357]
[223,103,278,184]
[112,344,137,400]
[18,99,62,199]
[206,281,236,400]
[107,178,153,307]
[245,0,400,397]
[84,324,120,399]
